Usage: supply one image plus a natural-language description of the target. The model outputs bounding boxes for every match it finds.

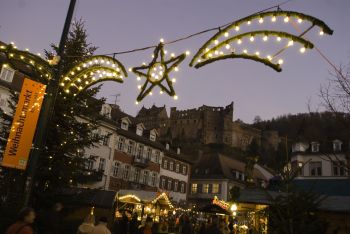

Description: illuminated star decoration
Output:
[132,42,186,102]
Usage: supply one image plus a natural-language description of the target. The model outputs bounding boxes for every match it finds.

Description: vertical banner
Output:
[1,78,46,170]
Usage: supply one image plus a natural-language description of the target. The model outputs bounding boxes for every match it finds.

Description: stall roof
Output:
[118,190,173,208]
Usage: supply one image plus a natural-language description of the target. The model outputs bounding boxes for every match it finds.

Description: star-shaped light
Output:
[132,42,186,102]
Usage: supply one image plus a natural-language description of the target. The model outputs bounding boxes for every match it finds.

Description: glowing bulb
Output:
[214,40,219,45]
[298,18,303,24]
[237,39,242,45]
[235,26,240,31]
[250,36,255,42]
[284,16,289,23]
[174,67,179,71]
[160,38,164,43]
[287,40,294,46]
[278,59,284,64]
[319,30,324,36]
[149,92,153,95]
[255,51,260,56]
[276,37,281,42]
[214,50,219,55]
[259,18,264,24]
[171,53,175,57]
[247,20,251,25]
[208,53,213,58]
[160,90,163,94]
[172,78,176,83]
[224,32,229,37]
[138,85,142,89]
[164,50,168,54]
[225,44,231,50]
[271,16,276,22]
[267,55,272,61]
[135,101,139,105]
[185,50,190,55]
[243,49,248,54]
[300,47,306,53]
[205,48,210,52]
[173,95,178,100]
[263,36,268,41]
[128,68,132,72]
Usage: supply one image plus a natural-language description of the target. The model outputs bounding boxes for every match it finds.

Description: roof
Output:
[136,105,167,118]
[191,153,272,181]
[292,179,350,196]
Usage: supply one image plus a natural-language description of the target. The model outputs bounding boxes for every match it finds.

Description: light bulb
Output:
[137,76,141,81]
[224,32,229,37]
[298,18,303,24]
[271,16,276,22]
[160,90,163,94]
[247,20,251,25]
[128,68,132,72]
[319,30,324,36]
[171,53,175,57]
[205,48,210,52]
[287,40,294,46]
[250,36,255,42]
[138,85,141,89]
[214,50,219,55]
[259,18,264,24]
[243,49,248,54]
[284,16,289,23]
[278,59,284,64]
[263,36,268,41]
[160,38,164,43]
[185,50,190,55]
[164,50,168,54]
[267,55,272,61]
[276,37,281,42]
[237,39,242,44]
[299,47,306,53]
[174,67,179,71]
[235,26,240,31]
[214,40,219,45]
[135,101,139,105]
[172,78,176,83]
[255,51,260,56]
[225,44,231,50]
[208,53,213,58]
[173,95,178,100]
[149,92,153,95]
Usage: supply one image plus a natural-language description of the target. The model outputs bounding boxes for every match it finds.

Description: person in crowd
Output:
[219,219,229,234]
[91,216,111,234]
[5,207,36,234]
[77,214,95,234]
[40,202,64,234]
[129,213,139,234]
[139,216,153,234]
[179,215,192,234]
[205,216,222,234]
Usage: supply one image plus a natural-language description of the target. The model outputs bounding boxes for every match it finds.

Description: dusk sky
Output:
[1,0,349,123]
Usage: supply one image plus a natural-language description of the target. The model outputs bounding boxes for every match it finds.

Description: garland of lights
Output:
[190,10,333,72]
[152,192,174,209]
[131,42,187,103]
[0,44,127,96]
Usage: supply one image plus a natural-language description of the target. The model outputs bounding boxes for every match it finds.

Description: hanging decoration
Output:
[131,42,187,103]
[0,44,127,96]
[189,10,333,72]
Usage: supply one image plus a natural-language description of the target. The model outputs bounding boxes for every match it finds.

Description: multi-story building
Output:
[290,140,349,179]
[188,152,274,206]
[135,102,263,150]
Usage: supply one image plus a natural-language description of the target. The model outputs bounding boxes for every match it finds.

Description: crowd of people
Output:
[4,205,241,234]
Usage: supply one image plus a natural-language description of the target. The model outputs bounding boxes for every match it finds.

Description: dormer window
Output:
[100,104,111,118]
[333,140,342,152]
[136,123,145,136]
[0,64,15,83]
[121,117,131,130]
[150,129,158,141]
[311,142,320,153]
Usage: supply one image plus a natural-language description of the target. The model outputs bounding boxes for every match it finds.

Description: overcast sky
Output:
[1,0,349,123]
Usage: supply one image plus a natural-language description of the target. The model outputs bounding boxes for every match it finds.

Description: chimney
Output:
[177,147,181,155]
[166,143,170,150]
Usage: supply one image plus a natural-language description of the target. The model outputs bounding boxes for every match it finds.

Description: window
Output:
[175,163,180,173]
[151,173,157,186]
[212,184,219,194]
[169,161,174,171]
[134,168,140,182]
[174,181,179,192]
[311,142,319,152]
[182,165,187,175]
[123,165,130,180]
[113,162,120,177]
[101,105,111,118]
[117,137,125,151]
[86,159,94,170]
[98,158,106,171]
[167,179,172,190]
[136,126,143,136]
[0,93,8,108]
[102,135,109,146]
[333,161,345,176]
[121,120,129,130]
[127,141,134,154]
[146,148,152,160]
[163,159,168,169]
[202,184,209,193]
[137,145,144,158]
[191,183,198,194]
[161,177,166,188]
[0,65,15,82]
[154,151,160,163]
[309,162,322,176]
[180,183,185,193]
[142,170,149,184]
[150,132,156,141]
[333,140,342,152]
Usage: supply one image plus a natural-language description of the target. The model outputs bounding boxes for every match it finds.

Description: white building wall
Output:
[159,166,188,202]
